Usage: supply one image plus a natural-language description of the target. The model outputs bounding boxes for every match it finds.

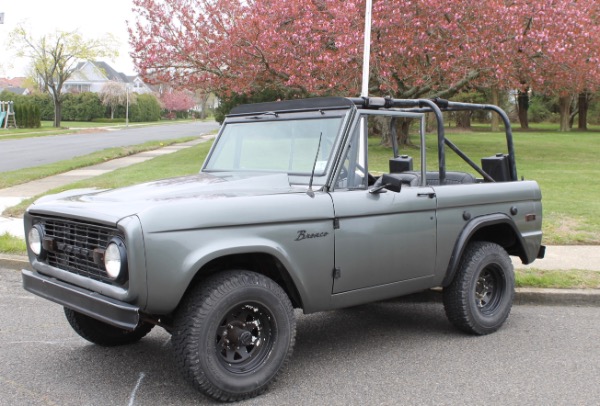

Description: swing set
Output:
[0,101,17,129]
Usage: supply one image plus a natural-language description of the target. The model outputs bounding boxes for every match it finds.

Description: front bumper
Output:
[22,269,140,330]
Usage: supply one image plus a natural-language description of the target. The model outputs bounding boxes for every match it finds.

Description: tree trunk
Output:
[517,90,529,129]
[53,97,62,128]
[491,86,500,132]
[578,92,589,130]
[456,111,472,129]
[200,94,210,120]
[377,116,412,147]
[558,95,572,132]
[399,119,411,146]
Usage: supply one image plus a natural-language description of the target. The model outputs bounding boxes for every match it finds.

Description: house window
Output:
[66,84,91,93]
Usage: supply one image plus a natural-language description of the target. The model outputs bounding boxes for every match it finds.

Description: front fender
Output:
[143,221,335,315]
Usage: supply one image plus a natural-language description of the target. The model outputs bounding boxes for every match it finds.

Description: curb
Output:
[514,287,600,306]
[0,254,31,271]
[395,287,600,307]
[2,255,598,307]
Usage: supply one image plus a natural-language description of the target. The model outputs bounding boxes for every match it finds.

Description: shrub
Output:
[13,101,41,128]
[130,93,161,122]
[29,93,55,120]
[587,93,600,125]
[60,92,104,121]
[528,94,553,123]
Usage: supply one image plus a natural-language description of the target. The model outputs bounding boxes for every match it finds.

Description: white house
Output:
[63,61,154,94]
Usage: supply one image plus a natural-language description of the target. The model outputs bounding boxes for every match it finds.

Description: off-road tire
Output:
[172,270,296,402]
[443,241,515,335]
[64,308,154,346]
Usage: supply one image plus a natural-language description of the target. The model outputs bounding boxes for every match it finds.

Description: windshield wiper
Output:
[247,111,279,119]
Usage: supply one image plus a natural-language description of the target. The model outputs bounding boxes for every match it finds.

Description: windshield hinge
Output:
[333,218,340,229]
[332,268,341,279]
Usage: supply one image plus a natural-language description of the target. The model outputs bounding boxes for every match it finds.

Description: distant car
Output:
[23,96,544,402]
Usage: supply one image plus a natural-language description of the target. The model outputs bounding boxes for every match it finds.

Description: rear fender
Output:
[441,213,527,287]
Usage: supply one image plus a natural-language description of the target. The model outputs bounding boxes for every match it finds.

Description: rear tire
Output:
[172,270,296,402]
[443,241,514,335]
[64,308,154,346]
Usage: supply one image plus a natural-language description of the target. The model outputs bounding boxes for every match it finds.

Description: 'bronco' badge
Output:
[295,230,329,241]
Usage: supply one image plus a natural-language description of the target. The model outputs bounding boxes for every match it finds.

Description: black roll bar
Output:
[349,97,518,183]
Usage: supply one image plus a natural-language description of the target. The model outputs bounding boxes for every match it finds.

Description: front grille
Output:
[35,216,124,284]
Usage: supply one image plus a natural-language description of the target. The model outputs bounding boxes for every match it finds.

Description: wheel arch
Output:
[441,213,527,287]
[181,252,304,311]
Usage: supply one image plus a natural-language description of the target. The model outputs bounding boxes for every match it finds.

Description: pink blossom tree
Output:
[161,90,196,117]
[497,0,600,130]
[129,0,600,131]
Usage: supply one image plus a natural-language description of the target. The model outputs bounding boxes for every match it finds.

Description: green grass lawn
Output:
[515,268,600,289]
[0,138,197,190]
[0,232,27,254]
[1,126,599,290]
[3,124,600,245]
[64,141,212,190]
[369,126,600,245]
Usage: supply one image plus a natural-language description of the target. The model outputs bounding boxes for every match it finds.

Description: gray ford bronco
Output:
[22,96,544,402]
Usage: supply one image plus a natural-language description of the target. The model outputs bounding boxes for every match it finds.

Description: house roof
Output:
[0,77,27,88]
[71,61,134,84]
[0,86,28,95]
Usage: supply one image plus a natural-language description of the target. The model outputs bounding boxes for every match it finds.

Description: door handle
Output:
[417,192,436,199]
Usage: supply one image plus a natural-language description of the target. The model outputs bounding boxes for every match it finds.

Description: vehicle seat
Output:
[422,171,476,185]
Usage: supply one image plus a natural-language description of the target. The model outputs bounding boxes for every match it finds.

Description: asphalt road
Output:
[2,267,599,405]
[0,121,220,173]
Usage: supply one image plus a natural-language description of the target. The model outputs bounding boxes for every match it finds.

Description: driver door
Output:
[330,112,437,294]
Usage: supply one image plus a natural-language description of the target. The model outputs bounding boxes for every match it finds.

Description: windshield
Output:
[204,117,343,175]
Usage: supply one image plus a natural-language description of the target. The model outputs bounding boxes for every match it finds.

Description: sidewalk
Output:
[1,135,599,306]
[0,136,213,238]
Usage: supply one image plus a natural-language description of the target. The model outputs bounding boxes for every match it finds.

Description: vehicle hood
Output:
[27,172,306,225]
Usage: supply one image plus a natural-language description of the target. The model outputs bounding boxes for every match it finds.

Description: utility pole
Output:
[360,0,372,98]
[126,85,130,128]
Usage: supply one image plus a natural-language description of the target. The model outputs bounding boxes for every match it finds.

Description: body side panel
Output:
[432,180,543,286]
[140,192,336,314]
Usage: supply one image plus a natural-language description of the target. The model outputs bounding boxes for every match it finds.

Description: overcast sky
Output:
[0,0,137,78]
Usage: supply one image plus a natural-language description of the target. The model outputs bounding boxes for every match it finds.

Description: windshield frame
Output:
[202,108,352,187]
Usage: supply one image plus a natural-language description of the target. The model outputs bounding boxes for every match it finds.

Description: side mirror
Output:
[369,174,402,194]
[381,174,402,193]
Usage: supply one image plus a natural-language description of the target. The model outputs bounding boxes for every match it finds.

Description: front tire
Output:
[172,271,296,402]
[443,241,515,335]
[64,308,154,346]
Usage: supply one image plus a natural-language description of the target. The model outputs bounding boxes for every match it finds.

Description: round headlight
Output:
[104,238,127,280]
[28,225,43,256]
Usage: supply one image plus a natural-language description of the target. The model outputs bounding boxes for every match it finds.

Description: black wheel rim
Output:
[215,303,275,374]
[475,265,506,315]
